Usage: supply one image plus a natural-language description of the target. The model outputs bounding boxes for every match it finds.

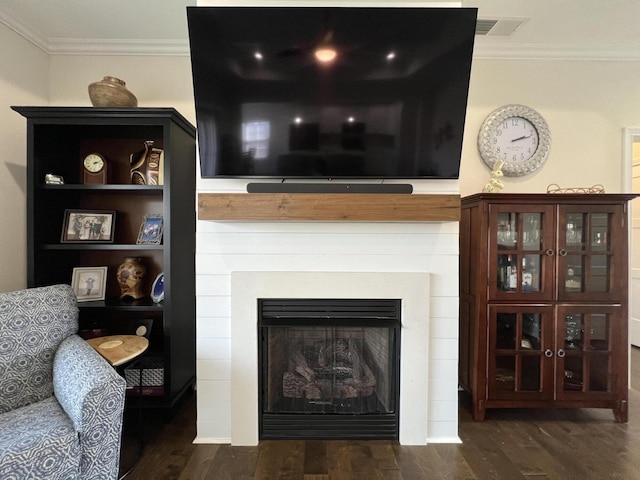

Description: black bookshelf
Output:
[13,106,196,411]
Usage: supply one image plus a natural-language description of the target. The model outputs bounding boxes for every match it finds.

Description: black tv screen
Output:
[187,7,477,179]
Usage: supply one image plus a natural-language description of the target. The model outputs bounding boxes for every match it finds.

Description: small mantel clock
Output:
[82,152,107,184]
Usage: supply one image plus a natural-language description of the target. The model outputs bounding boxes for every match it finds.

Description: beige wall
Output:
[47,55,640,199]
[0,24,48,293]
[48,55,195,122]
[461,59,640,196]
[4,27,640,291]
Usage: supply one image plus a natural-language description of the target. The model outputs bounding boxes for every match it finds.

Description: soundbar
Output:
[246,183,413,194]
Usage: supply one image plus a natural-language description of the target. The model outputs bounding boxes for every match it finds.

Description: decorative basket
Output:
[124,357,164,396]
[546,184,605,194]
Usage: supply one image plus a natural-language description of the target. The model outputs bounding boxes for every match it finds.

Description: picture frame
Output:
[71,266,108,302]
[61,209,115,243]
[137,214,163,245]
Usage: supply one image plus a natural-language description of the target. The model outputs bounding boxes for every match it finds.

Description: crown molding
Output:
[473,42,640,62]
[23,37,640,61]
[2,7,640,60]
[46,38,190,56]
[0,8,49,53]
[0,8,189,56]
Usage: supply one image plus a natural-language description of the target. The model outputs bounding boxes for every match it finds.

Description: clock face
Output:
[83,153,105,173]
[492,116,539,164]
[478,104,551,177]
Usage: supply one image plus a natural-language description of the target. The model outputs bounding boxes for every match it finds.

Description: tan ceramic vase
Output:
[88,76,138,107]
[116,257,146,299]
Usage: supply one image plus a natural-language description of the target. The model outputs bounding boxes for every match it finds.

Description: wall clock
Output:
[82,152,108,184]
[478,104,551,177]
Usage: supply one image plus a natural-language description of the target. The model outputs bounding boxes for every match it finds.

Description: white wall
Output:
[0,23,48,293]
[0,43,196,295]
[47,55,195,120]
[196,219,461,443]
[460,59,640,196]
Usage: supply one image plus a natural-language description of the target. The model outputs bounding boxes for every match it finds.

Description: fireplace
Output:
[226,271,443,446]
[259,299,401,439]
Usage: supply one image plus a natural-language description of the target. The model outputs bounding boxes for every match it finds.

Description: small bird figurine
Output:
[483,160,505,193]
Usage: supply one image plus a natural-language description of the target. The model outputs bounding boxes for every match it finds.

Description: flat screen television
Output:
[187,7,477,179]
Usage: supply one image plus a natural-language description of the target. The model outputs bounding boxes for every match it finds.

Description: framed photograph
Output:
[137,214,163,245]
[71,266,108,302]
[61,209,115,243]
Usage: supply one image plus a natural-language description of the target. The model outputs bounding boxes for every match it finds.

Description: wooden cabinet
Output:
[13,106,196,411]
[459,193,634,422]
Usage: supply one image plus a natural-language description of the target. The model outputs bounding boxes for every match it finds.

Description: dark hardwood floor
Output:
[124,347,640,479]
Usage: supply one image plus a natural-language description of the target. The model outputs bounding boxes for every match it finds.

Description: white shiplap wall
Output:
[195,210,461,443]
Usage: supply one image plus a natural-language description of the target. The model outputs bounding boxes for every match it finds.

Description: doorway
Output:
[623,128,640,346]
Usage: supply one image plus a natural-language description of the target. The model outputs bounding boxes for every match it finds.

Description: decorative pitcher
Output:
[130,140,164,185]
[116,257,146,299]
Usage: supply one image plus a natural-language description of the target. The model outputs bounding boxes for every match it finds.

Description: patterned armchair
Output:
[0,284,126,479]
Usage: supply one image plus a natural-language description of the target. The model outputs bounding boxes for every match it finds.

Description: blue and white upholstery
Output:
[0,284,126,479]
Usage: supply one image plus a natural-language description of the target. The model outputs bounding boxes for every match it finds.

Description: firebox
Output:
[259,298,401,440]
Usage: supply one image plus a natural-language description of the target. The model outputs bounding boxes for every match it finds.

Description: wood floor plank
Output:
[325,440,353,480]
[122,396,199,480]
[177,444,220,480]
[433,444,477,480]
[491,421,568,479]
[204,445,259,480]
[303,441,328,475]
[124,348,640,479]
[347,443,382,480]
[252,440,287,479]
[277,441,306,479]
[368,441,400,472]
[459,421,528,480]
[390,443,425,479]
[406,444,456,479]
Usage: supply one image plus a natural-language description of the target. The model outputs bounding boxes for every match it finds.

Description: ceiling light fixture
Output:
[314,31,337,63]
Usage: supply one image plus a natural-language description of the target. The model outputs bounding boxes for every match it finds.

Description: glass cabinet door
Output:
[487,306,554,401]
[489,204,555,301]
[555,305,620,401]
[557,205,626,302]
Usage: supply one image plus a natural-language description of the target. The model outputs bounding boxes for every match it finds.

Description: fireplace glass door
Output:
[259,299,400,439]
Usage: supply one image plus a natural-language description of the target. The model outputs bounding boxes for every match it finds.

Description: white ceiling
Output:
[1,0,639,59]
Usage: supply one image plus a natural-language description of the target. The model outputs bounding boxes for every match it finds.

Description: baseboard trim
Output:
[192,436,232,444]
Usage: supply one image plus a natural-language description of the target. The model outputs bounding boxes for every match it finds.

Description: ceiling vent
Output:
[476,18,526,36]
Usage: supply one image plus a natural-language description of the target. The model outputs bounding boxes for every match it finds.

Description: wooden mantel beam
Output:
[198,193,461,222]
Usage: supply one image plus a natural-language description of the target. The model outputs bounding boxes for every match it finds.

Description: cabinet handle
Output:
[544,349,554,358]
[545,249,554,256]
[557,349,566,358]
[558,249,568,257]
